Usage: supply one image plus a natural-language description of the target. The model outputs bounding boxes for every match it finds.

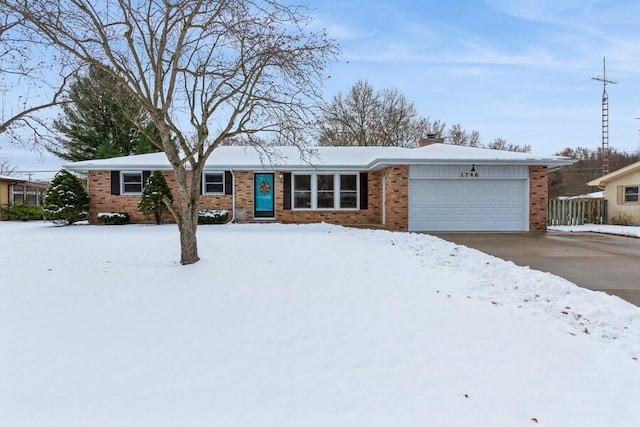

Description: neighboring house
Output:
[588,161,640,224]
[64,141,573,232]
[0,175,49,207]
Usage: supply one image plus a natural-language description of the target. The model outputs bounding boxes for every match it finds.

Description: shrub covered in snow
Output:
[198,209,229,224]
[43,170,89,225]
[138,171,173,224]
[0,204,44,221]
[97,212,130,225]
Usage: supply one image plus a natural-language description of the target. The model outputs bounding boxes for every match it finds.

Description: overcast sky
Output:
[2,0,640,180]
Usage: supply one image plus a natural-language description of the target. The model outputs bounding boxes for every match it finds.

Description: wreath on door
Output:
[258,180,271,194]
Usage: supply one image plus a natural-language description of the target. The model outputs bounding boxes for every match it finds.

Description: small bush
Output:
[198,209,229,224]
[610,213,631,226]
[97,212,130,225]
[0,204,44,221]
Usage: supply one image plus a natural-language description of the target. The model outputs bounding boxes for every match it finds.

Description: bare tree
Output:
[318,79,437,147]
[0,158,16,175]
[486,137,530,153]
[446,123,482,147]
[0,11,74,140]
[3,0,337,264]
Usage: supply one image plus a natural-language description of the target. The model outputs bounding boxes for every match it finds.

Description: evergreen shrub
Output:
[43,170,89,224]
[198,209,229,224]
[138,171,173,224]
[97,212,130,225]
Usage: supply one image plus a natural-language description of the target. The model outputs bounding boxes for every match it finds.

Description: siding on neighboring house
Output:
[0,181,10,206]
[602,170,640,224]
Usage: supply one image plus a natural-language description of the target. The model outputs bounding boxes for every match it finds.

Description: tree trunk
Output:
[171,164,201,265]
[177,208,199,265]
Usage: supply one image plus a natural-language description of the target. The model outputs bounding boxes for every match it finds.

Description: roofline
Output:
[587,162,640,186]
[64,157,576,172]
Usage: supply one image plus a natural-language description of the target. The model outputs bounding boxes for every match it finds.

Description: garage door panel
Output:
[409,179,527,232]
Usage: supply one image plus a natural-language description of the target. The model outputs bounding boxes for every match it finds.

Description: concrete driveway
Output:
[431,232,640,307]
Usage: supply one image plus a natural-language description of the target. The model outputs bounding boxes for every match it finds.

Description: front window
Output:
[122,172,143,194]
[294,174,311,208]
[624,186,639,203]
[203,172,224,194]
[292,173,359,210]
[317,175,334,208]
[340,174,358,208]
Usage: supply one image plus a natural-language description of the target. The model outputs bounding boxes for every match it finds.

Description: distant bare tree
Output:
[0,158,16,175]
[319,80,437,147]
[446,123,481,147]
[549,147,640,198]
[3,0,337,264]
[486,137,530,153]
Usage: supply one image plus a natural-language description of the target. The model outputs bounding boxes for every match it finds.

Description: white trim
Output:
[120,171,143,195]
[202,171,225,195]
[291,172,360,211]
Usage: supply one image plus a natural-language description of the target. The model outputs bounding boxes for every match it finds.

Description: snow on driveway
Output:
[550,224,640,238]
[1,222,639,427]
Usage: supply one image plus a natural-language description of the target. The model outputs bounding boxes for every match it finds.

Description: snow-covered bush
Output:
[198,209,229,224]
[97,212,130,225]
[138,171,173,224]
[43,170,89,225]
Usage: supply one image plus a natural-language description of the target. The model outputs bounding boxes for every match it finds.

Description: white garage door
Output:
[408,165,528,232]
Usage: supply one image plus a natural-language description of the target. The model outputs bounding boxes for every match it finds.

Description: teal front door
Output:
[254,173,275,218]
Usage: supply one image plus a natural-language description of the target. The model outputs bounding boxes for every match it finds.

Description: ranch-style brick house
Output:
[64,141,573,232]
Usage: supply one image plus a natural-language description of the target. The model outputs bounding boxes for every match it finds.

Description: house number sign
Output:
[460,164,479,178]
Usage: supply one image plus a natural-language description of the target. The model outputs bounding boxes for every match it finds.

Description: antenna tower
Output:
[592,57,617,175]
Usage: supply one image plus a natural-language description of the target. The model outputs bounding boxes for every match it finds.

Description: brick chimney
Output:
[418,133,444,147]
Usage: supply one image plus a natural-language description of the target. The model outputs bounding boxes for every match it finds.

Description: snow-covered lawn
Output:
[550,224,640,238]
[1,222,639,427]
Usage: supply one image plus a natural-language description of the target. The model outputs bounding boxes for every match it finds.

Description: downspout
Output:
[230,170,236,223]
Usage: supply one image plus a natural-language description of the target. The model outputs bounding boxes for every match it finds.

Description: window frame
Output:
[293,174,312,209]
[624,185,639,203]
[120,171,144,195]
[291,172,360,211]
[202,172,225,195]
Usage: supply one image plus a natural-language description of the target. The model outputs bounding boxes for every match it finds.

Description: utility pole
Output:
[592,57,617,175]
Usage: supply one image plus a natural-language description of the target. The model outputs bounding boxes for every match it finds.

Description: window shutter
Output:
[616,186,623,204]
[283,173,291,210]
[142,171,151,188]
[225,171,233,195]
[360,172,368,210]
[110,171,120,195]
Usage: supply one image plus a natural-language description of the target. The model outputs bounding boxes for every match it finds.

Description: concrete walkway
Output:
[431,232,640,307]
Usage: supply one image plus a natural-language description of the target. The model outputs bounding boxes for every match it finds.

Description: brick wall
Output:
[273,171,383,226]
[529,166,548,231]
[87,170,232,224]
[384,166,409,231]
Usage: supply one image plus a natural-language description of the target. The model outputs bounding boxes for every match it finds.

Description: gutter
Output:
[230,170,236,223]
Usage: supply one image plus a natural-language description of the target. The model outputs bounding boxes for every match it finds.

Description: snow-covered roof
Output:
[588,161,640,187]
[64,144,575,172]
[558,191,605,200]
[0,174,27,182]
